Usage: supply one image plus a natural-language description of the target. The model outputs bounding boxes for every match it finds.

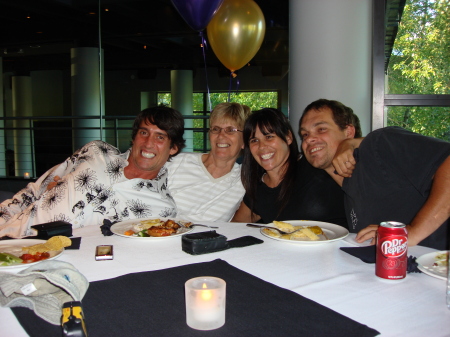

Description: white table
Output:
[1,221,449,336]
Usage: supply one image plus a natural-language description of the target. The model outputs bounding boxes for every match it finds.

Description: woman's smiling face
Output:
[248,125,292,177]
[209,118,244,162]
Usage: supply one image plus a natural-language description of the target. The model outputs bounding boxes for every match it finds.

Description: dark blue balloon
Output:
[172,0,224,32]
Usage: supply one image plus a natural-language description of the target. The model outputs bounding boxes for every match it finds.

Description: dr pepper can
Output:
[376,221,408,280]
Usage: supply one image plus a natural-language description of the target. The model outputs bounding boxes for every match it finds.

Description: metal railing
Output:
[0,114,210,178]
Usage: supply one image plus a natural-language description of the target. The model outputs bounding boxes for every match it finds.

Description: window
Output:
[157,91,278,152]
[375,0,450,141]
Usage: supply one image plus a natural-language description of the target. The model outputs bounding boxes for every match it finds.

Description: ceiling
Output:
[0,0,288,76]
[0,0,403,76]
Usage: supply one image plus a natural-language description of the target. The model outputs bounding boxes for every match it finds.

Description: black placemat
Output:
[12,259,379,337]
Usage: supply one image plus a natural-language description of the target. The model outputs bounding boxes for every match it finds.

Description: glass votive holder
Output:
[23,172,30,179]
[447,252,450,310]
[185,276,226,330]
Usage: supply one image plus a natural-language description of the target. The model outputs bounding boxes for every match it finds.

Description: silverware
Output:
[246,223,297,235]
[191,224,219,229]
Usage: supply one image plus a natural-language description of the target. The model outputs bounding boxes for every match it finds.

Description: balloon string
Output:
[228,72,240,102]
[228,73,232,102]
[200,31,212,112]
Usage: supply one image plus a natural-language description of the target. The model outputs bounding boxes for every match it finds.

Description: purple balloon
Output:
[172,0,224,32]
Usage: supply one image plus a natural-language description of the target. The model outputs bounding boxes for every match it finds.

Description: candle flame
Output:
[201,283,213,301]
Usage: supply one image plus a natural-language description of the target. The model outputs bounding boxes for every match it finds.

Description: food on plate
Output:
[22,236,72,254]
[308,226,324,235]
[0,236,70,266]
[290,227,319,240]
[20,252,51,264]
[434,251,448,267]
[420,251,449,276]
[263,221,328,241]
[273,221,296,232]
[124,218,192,237]
[0,252,23,266]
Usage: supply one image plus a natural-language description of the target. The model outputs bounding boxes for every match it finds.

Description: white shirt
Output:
[166,153,244,222]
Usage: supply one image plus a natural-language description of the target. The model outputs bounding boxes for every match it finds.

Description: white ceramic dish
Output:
[111,218,194,239]
[260,220,349,244]
[0,239,64,269]
[416,250,448,280]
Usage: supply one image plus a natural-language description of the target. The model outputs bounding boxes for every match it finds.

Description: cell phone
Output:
[95,245,113,261]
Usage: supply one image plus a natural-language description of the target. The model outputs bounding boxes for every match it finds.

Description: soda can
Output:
[376,221,408,280]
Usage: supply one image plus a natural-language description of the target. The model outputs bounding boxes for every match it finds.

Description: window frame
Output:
[372,0,450,131]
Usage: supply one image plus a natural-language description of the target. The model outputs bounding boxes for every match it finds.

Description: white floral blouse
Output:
[0,141,177,238]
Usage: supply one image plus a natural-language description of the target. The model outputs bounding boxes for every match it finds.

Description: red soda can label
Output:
[376,221,408,280]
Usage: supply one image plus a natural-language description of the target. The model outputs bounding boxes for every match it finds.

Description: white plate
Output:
[416,250,448,280]
[111,218,194,239]
[0,239,64,269]
[260,220,349,244]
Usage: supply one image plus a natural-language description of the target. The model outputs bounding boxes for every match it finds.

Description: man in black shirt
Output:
[299,98,450,250]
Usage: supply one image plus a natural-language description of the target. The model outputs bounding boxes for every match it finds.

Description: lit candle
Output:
[185,277,226,330]
[23,172,30,179]
[193,283,221,322]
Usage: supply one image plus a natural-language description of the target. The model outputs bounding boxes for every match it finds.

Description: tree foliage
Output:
[387,0,450,141]
[158,91,279,151]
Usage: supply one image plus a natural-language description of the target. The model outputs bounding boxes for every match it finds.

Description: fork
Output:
[246,223,299,235]
[191,224,219,229]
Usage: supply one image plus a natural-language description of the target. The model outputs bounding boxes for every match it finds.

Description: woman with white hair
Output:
[167,102,251,222]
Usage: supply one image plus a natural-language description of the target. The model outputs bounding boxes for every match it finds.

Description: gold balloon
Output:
[207,0,266,72]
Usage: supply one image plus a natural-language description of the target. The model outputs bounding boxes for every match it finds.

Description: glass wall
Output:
[384,0,449,140]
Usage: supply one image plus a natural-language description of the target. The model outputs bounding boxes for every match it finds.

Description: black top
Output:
[243,156,347,228]
[343,126,450,250]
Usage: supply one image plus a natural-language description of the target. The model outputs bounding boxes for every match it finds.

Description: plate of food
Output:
[259,220,349,244]
[110,217,194,239]
[0,236,70,269]
[416,251,448,280]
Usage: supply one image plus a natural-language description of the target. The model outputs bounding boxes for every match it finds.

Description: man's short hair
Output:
[300,99,362,138]
[131,106,185,158]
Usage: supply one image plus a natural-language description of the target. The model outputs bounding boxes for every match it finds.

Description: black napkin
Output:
[340,246,377,263]
[227,235,263,248]
[65,237,81,250]
[340,246,421,273]
[100,219,116,236]
[12,259,379,337]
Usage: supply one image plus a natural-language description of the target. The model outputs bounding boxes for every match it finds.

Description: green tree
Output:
[387,0,450,141]
[158,91,279,151]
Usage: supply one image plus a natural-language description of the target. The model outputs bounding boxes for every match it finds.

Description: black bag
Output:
[31,221,73,239]
[182,231,263,255]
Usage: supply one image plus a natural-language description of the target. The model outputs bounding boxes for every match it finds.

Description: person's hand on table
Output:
[332,138,363,178]
[355,224,378,245]
[46,176,61,191]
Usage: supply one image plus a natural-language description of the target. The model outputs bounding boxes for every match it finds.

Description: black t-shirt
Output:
[243,156,347,228]
[342,126,450,250]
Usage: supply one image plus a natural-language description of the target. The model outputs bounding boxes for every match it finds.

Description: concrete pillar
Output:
[289,0,372,140]
[12,75,34,177]
[171,70,194,152]
[71,47,104,151]
[0,58,5,176]
[141,91,157,110]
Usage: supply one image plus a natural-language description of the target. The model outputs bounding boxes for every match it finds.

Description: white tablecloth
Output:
[1,221,449,336]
